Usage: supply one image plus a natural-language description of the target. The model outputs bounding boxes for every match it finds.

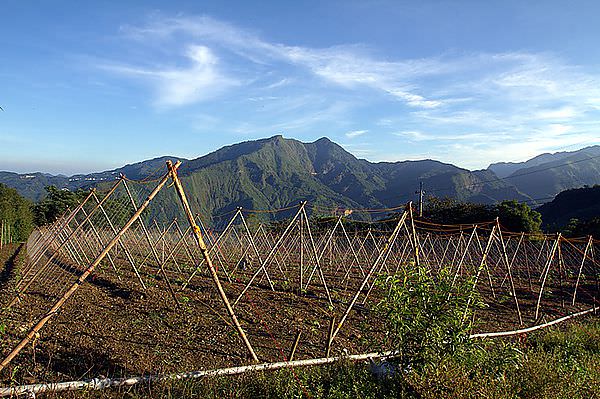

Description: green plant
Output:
[373,265,483,369]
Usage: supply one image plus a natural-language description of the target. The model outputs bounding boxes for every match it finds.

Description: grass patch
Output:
[27,318,600,398]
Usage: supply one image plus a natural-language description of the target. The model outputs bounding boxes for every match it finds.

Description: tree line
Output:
[1,182,599,243]
[0,184,87,242]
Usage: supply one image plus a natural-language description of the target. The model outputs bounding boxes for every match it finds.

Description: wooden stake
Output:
[289,331,302,361]
[326,316,335,357]
[0,166,174,373]
[166,160,259,363]
[330,210,408,343]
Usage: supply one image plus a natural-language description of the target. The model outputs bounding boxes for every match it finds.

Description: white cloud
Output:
[118,15,447,109]
[103,14,600,168]
[345,129,368,138]
[102,45,237,107]
[533,106,578,120]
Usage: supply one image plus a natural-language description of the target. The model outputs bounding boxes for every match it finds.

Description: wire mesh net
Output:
[1,165,599,386]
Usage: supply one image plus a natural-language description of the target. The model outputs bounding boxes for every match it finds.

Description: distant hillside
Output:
[487,145,600,200]
[0,136,532,219]
[0,156,184,202]
[537,185,600,229]
[488,149,581,178]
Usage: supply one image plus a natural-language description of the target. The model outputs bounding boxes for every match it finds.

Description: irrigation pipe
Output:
[1,305,598,397]
[0,350,399,397]
[470,305,598,338]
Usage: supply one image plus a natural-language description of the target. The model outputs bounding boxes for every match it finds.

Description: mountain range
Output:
[1,136,600,219]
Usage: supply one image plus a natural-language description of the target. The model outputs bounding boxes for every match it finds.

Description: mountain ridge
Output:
[1,136,599,218]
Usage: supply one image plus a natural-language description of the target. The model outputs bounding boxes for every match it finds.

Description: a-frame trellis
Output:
[0,161,259,371]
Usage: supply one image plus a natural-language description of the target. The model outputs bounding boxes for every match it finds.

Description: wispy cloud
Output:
[100,14,600,168]
[345,129,368,138]
[115,15,449,109]
[101,45,237,107]
[534,106,578,120]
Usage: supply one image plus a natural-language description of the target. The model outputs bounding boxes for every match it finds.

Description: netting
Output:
[0,162,598,386]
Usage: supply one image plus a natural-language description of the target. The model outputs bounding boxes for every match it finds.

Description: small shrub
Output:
[373,265,484,369]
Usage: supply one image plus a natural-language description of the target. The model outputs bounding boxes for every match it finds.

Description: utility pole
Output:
[415,181,424,218]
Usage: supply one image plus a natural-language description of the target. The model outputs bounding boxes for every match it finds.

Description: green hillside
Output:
[1,136,534,221]
[490,146,600,200]
[537,185,600,229]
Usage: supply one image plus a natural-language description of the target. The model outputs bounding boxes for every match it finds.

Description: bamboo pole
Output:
[572,236,593,306]
[408,203,420,267]
[92,191,147,290]
[463,225,496,321]
[8,186,115,308]
[535,234,561,320]
[166,160,258,363]
[234,205,304,306]
[572,236,594,306]
[325,316,336,357]
[496,220,523,325]
[471,305,599,338]
[122,180,180,307]
[238,211,275,291]
[288,331,302,361]
[0,166,174,373]
[182,210,242,290]
[300,214,304,290]
[300,206,332,306]
[330,210,408,343]
[0,349,401,397]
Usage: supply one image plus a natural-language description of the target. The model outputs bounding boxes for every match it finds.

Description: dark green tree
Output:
[33,186,87,226]
[424,197,493,225]
[496,200,542,234]
[0,183,34,241]
[424,197,542,233]
[563,217,600,239]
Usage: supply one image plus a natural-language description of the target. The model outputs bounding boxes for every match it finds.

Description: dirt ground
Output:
[0,243,596,386]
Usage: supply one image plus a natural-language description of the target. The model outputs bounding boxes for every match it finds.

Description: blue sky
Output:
[1,1,600,175]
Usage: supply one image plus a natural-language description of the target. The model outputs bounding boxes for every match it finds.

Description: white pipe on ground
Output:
[1,305,597,397]
[0,350,399,397]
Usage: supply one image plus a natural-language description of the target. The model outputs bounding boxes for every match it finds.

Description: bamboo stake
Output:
[289,331,302,361]
[183,210,242,290]
[535,234,561,320]
[0,167,173,373]
[234,205,303,306]
[496,220,523,325]
[92,191,147,290]
[166,160,258,363]
[572,236,592,306]
[463,225,496,320]
[300,206,333,306]
[325,316,336,357]
[330,210,408,343]
[8,188,103,308]
[122,180,180,307]
[408,203,420,267]
[300,214,304,290]
[238,211,275,291]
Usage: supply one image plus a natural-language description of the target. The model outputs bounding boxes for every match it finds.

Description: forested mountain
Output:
[537,185,600,229]
[2,136,599,220]
[487,145,600,200]
[156,136,530,219]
